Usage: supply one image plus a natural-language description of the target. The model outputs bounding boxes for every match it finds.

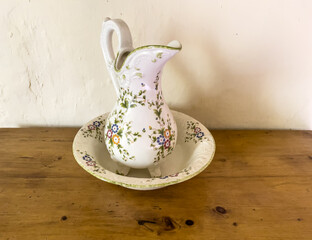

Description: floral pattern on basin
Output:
[185,121,209,143]
[76,150,106,174]
[80,116,106,142]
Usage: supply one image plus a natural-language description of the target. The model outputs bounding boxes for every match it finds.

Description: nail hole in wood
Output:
[185,220,194,226]
[215,206,227,214]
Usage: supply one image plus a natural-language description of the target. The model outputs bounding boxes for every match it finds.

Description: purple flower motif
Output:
[83,155,92,161]
[160,175,168,179]
[93,121,101,127]
[157,135,165,145]
[111,124,119,133]
[196,132,205,138]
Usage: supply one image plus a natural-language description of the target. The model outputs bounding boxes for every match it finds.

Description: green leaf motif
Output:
[160,128,164,135]
[120,99,129,108]
[156,52,163,58]
[118,129,123,137]
[135,72,143,78]
[153,108,162,118]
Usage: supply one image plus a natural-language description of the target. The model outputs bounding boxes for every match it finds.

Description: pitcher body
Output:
[101,18,181,176]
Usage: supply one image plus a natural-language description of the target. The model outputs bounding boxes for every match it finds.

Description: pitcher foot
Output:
[148,165,162,178]
[115,162,131,176]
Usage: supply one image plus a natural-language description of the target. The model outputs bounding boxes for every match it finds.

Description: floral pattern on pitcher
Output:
[104,87,146,162]
[148,116,176,164]
[105,119,142,162]
[185,121,208,143]
[147,71,176,164]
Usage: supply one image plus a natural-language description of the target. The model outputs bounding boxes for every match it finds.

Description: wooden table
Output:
[0,129,312,239]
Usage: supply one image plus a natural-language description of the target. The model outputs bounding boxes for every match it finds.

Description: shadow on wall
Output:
[16,21,310,129]
[165,29,309,130]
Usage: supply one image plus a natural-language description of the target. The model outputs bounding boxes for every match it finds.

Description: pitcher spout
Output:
[152,40,182,67]
[153,40,182,62]
[115,41,182,73]
[167,40,182,49]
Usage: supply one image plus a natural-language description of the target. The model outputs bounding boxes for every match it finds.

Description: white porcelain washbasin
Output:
[72,110,215,190]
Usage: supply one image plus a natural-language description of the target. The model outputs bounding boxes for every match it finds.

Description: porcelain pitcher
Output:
[101,18,181,177]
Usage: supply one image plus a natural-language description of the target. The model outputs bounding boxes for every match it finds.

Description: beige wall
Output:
[1,0,312,129]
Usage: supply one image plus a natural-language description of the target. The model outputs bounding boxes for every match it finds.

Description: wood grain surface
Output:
[0,128,312,239]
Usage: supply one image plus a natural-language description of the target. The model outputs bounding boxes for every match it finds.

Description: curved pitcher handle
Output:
[101,18,134,96]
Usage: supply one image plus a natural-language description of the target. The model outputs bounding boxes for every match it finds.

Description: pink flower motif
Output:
[107,129,113,138]
[194,127,201,133]
[164,139,171,149]
[86,161,96,166]
[169,173,179,177]
[88,124,96,130]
